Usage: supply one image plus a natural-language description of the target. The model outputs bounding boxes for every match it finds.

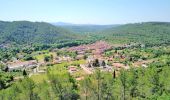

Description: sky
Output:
[0,0,170,24]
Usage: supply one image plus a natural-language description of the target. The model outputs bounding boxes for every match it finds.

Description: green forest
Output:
[99,22,170,45]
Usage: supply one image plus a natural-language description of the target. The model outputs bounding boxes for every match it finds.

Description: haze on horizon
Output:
[0,0,170,25]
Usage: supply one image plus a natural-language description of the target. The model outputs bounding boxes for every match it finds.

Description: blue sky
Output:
[0,0,170,24]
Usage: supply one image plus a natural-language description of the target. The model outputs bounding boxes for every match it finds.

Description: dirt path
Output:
[80,64,93,74]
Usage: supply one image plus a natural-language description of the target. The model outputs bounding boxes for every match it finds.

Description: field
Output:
[31,59,86,83]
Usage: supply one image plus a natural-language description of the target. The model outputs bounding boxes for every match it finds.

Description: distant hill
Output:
[51,22,74,26]
[52,22,119,33]
[1,21,170,47]
[60,25,119,33]
[99,22,170,45]
[0,21,80,46]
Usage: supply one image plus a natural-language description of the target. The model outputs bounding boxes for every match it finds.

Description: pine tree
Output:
[113,70,116,79]
[23,69,27,77]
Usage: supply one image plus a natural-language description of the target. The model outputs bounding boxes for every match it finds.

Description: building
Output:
[68,66,77,73]
[7,60,37,71]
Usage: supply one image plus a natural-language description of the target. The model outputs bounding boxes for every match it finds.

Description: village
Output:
[3,41,152,81]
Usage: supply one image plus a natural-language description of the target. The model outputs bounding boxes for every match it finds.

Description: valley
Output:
[0,21,170,100]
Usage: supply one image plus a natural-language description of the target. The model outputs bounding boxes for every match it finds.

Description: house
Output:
[68,66,77,73]
[112,62,130,70]
[76,55,84,60]
[54,56,72,64]
[62,56,72,62]
[54,57,62,64]
[7,60,37,71]
[76,77,84,81]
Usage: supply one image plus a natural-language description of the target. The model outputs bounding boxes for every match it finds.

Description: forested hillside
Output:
[0,21,81,46]
[1,21,169,47]
[100,22,170,45]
